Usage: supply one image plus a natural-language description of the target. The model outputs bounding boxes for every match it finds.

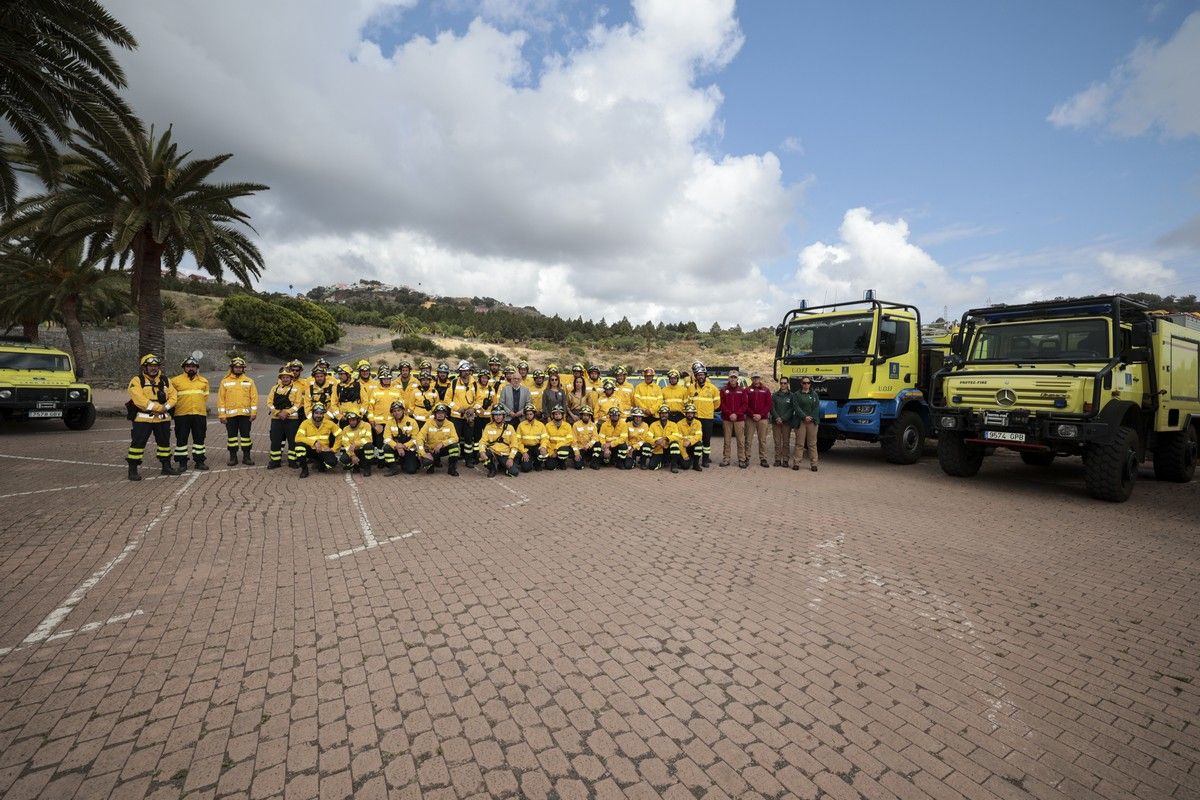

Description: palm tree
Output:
[0,238,128,376]
[0,0,140,215]
[1,126,268,358]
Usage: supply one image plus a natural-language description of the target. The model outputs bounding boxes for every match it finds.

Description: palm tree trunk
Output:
[133,230,166,359]
[60,294,89,379]
[20,319,39,343]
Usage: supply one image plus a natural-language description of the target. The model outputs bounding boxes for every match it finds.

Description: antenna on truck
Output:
[864,289,876,301]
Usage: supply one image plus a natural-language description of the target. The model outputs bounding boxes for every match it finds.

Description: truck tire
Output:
[881,411,924,464]
[1084,426,1139,502]
[938,431,983,477]
[1152,425,1197,483]
[1019,451,1055,466]
[817,430,836,453]
[64,403,96,431]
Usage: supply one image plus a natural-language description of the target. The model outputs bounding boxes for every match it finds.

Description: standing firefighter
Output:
[218,357,257,465]
[126,354,178,481]
[266,368,303,469]
[169,357,210,472]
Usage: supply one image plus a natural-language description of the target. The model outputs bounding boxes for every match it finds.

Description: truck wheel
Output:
[938,431,983,477]
[1084,426,1139,502]
[1019,451,1055,467]
[64,403,96,431]
[881,411,925,464]
[1152,425,1197,483]
[816,430,836,453]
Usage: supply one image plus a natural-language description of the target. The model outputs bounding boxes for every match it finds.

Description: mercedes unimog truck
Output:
[932,295,1199,502]
[773,293,952,463]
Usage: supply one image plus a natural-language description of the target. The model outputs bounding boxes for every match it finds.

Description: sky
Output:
[104,0,1200,327]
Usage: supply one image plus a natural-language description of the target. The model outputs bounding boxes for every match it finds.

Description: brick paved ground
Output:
[0,418,1197,800]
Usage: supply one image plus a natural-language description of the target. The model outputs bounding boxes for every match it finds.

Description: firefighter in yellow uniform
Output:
[355,360,378,397]
[217,357,257,466]
[430,363,456,412]
[294,402,341,478]
[517,360,534,389]
[544,405,580,470]
[593,379,624,419]
[574,407,600,468]
[365,369,405,454]
[689,365,721,467]
[304,366,338,420]
[287,360,309,412]
[337,410,375,476]
[611,367,635,415]
[169,356,210,472]
[394,360,415,394]
[661,369,689,422]
[626,408,655,468]
[126,354,179,480]
[598,406,631,469]
[633,368,664,418]
[451,362,480,466]
[648,405,683,473]
[480,405,520,477]
[677,403,704,471]
[528,371,547,416]
[407,371,438,426]
[331,364,361,424]
[474,367,500,451]
[417,403,460,476]
[266,368,303,469]
[382,401,422,475]
[515,404,549,472]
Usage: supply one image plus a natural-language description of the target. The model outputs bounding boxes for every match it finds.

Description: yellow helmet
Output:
[139,353,161,366]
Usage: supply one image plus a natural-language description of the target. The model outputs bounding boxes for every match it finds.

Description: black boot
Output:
[448,461,459,477]
[692,459,703,472]
[299,462,309,478]
[386,464,401,476]
[160,459,178,476]
[194,459,209,471]
[127,463,141,481]
[227,452,239,466]
[362,461,372,477]
[242,451,255,466]
[175,459,188,473]
[267,461,280,470]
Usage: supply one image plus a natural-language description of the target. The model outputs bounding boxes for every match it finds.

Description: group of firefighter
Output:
[125,354,822,481]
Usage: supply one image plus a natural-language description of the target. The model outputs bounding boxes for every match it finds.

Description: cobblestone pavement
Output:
[0,418,1197,800]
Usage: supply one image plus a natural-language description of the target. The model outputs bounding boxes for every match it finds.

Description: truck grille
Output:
[810,377,853,402]
[952,379,1080,410]
[13,388,68,403]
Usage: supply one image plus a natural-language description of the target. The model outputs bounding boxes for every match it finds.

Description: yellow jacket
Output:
[626,422,653,449]
[648,420,681,454]
[480,422,517,457]
[573,419,598,449]
[677,418,703,447]
[516,419,548,449]
[405,383,438,423]
[545,420,577,453]
[612,381,635,410]
[338,422,373,452]
[417,419,458,456]
[331,380,365,421]
[689,381,721,419]
[217,372,258,420]
[303,378,338,417]
[265,382,303,420]
[633,381,664,415]
[528,383,546,411]
[382,415,421,449]
[169,373,209,417]
[430,379,456,412]
[593,392,624,418]
[661,382,690,413]
[128,373,177,423]
[296,417,341,450]
[451,380,478,419]
[598,419,629,447]
[365,385,406,426]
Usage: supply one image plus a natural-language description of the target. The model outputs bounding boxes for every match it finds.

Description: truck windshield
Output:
[784,314,873,359]
[0,352,71,371]
[969,319,1110,362]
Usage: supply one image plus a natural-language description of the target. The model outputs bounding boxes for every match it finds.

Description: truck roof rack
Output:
[964,295,1148,324]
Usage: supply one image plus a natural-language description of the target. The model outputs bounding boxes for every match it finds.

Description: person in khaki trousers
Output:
[770,378,793,466]
[745,372,773,468]
[719,373,748,467]
[789,376,820,471]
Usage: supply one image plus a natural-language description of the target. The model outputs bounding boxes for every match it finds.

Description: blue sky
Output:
[116,0,1200,324]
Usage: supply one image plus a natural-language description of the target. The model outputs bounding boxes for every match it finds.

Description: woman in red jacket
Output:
[719,372,749,468]
[745,372,774,468]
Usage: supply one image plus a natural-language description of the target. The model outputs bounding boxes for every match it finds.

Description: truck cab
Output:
[932,295,1199,501]
[0,338,96,430]
[774,297,948,463]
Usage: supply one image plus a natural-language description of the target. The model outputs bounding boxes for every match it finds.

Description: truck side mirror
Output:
[75,367,83,380]
[774,324,784,337]
[950,333,962,355]
[1130,323,1151,349]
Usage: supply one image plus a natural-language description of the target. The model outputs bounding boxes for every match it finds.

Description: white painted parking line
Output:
[18,471,199,647]
[496,480,530,509]
[326,473,419,560]
[0,609,144,656]
[0,453,125,468]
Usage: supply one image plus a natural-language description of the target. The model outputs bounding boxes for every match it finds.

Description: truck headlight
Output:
[1055,424,1078,438]
[0,389,10,399]
[940,416,958,429]
[849,404,874,414]
[68,390,82,400]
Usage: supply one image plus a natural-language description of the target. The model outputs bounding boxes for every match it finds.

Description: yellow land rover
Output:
[0,338,96,430]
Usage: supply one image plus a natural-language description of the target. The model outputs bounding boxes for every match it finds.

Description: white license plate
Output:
[28,410,63,418]
[984,430,1024,442]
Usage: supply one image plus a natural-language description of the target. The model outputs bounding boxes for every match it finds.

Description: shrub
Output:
[218,295,324,356]
[391,334,449,359]
[273,297,340,344]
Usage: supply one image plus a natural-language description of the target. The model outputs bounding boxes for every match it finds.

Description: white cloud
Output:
[794,208,985,313]
[780,136,804,154]
[104,0,796,327]
[1097,251,1176,289]
[1048,12,1200,137]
